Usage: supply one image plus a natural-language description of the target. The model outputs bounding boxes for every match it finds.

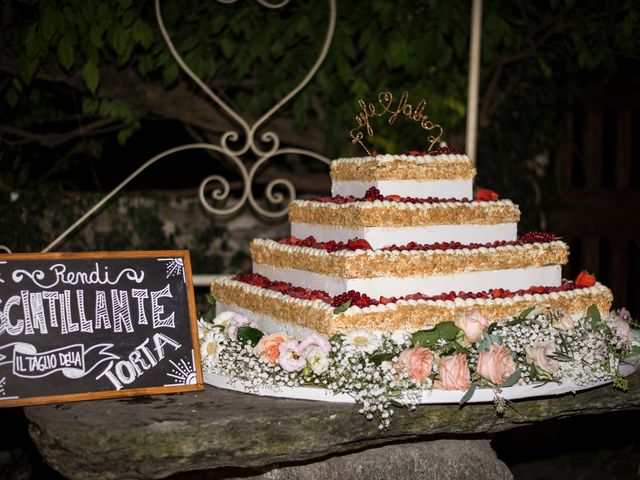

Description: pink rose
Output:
[277,340,307,372]
[395,347,434,382]
[255,332,289,364]
[455,310,489,343]
[434,353,471,390]
[300,332,332,354]
[525,342,559,375]
[477,344,517,385]
[613,317,631,343]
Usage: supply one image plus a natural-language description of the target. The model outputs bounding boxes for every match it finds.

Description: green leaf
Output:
[329,333,342,344]
[459,382,477,407]
[412,321,460,349]
[220,38,235,58]
[586,304,601,330]
[436,321,459,341]
[162,62,179,86]
[370,352,394,366]
[548,352,574,362]
[132,19,154,49]
[25,25,39,59]
[62,6,76,23]
[333,300,351,314]
[201,307,216,324]
[411,329,439,348]
[500,368,521,388]
[83,59,100,94]
[57,33,75,71]
[4,88,19,108]
[441,342,471,356]
[82,97,98,114]
[386,37,408,69]
[506,306,536,327]
[40,5,58,41]
[237,326,264,346]
[117,125,136,145]
[122,10,136,27]
[111,25,130,56]
[90,24,104,49]
[17,54,39,84]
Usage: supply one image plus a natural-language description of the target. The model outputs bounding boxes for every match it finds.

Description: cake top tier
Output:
[331,148,475,182]
[330,147,476,199]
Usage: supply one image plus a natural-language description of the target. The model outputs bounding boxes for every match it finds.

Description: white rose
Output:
[213,311,237,328]
[525,342,559,376]
[390,331,411,346]
[306,345,329,375]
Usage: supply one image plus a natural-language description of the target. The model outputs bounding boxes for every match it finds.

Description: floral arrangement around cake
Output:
[199,298,638,429]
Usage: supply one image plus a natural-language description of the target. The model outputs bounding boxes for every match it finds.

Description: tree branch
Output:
[479,21,572,126]
[0,54,328,152]
[0,118,122,147]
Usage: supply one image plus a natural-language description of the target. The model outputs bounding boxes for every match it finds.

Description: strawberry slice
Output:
[475,188,499,201]
[575,270,596,288]
[347,238,372,250]
[355,238,372,250]
[384,195,402,201]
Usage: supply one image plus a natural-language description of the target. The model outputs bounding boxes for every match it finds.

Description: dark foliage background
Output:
[1,0,638,234]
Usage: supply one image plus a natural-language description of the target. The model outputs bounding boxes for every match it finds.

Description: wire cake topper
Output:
[349,91,444,156]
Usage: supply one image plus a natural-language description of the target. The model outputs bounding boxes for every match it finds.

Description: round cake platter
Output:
[204,358,638,404]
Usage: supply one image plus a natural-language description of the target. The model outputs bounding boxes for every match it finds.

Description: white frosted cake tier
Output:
[331,179,472,200]
[252,263,562,298]
[290,223,518,249]
[216,302,319,340]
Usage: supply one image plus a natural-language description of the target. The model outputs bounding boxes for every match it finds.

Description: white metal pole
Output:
[465,0,483,166]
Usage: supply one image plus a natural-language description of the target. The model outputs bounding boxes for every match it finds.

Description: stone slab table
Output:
[25,372,640,479]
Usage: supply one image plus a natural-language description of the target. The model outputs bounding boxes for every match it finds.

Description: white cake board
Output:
[204,371,614,405]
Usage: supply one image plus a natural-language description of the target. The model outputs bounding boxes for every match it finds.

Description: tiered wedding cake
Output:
[211,148,612,337]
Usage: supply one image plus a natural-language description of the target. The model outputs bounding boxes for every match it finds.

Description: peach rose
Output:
[477,344,517,385]
[434,353,471,390]
[455,310,489,343]
[255,331,289,364]
[525,342,559,376]
[395,347,433,382]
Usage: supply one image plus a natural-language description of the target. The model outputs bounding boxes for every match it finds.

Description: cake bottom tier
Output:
[211,277,613,338]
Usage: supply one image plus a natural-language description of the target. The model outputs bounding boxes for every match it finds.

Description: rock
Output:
[25,372,640,480]
[230,440,511,480]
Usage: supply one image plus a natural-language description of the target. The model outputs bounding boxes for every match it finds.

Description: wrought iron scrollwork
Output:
[30,0,335,253]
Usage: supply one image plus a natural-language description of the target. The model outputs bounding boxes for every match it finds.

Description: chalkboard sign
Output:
[0,250,203,407]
